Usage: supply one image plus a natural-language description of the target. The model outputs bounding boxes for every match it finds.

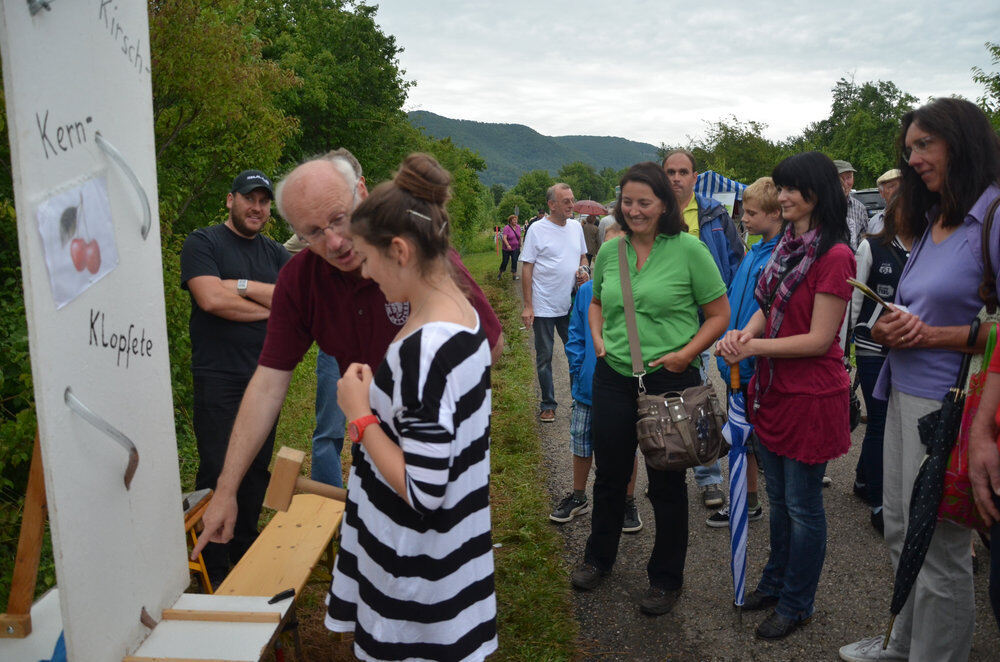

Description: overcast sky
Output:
[372,0,999,147]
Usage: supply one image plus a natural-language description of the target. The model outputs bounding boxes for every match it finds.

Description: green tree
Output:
[972,41,1000,131]
[660,118,792,186]
[802,78,918,187]
[252,0,414,183]
[509,169,553,212]
[490,182,506,205]
[421,137,489,249]
[557,161,611,202]
[150,0,297,236]
[496,192,530,225]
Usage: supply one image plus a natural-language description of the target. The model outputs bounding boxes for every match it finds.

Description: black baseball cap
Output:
[231,170,274,198]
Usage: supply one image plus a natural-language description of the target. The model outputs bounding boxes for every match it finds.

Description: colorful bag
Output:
[937,195,1000,532]
[938,321,996,532]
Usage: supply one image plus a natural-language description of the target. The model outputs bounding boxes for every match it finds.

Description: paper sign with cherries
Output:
[36,175,119,309]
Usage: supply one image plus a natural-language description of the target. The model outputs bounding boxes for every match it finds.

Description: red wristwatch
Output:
[348,414,379,444]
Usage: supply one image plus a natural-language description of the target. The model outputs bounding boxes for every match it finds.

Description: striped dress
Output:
[326,319,497,662]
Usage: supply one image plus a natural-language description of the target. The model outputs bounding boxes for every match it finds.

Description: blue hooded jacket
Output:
[565,280,595,406]
[695,193,744,286]
[716,233,780,386]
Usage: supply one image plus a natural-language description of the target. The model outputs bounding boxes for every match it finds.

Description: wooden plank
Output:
[160,609,280,624]
[0,431,46,639]
[216,493,344,598]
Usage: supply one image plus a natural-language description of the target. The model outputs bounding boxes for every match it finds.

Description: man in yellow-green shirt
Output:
[662,149,745,508]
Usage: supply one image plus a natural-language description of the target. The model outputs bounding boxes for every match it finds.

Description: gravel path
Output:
[526,302,999,660]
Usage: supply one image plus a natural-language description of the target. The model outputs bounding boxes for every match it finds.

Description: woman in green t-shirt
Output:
[570,162,730,616]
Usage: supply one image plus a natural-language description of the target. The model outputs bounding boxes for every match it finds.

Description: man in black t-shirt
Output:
[180,170,289,587]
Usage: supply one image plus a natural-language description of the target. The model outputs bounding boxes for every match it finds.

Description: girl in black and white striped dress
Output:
[330,153,497,661]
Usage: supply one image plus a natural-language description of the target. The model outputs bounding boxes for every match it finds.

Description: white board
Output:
[127,594,292,662]
[0,2,187,661]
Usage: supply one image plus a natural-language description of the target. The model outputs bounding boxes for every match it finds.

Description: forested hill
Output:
[407,110,660,187]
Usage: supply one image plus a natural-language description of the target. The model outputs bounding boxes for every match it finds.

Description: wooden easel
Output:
[0,431,46,639]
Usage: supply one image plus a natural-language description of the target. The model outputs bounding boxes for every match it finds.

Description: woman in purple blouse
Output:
[839,98,1000,662]
[497,214,522,281]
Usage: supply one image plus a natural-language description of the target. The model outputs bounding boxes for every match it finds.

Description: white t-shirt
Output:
[519,217,587,317]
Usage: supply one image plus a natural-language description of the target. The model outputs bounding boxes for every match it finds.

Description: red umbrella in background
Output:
[573,200,608,216]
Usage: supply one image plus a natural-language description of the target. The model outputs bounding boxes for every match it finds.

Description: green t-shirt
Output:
[592,233,726,377]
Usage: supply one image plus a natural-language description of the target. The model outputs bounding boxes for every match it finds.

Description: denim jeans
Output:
[311,350,346,488]
[533,314,570,411]
[855,354,887,508]
[693,349,724,487]
[584,359,700,589]
[756,442,828,621]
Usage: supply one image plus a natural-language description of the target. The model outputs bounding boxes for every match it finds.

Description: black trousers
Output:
[584,359,700,590]
[193,374,277,585]
[499,248,519,273]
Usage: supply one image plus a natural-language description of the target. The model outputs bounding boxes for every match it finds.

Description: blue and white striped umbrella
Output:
[723,365,751,609]
[694,170,748,202]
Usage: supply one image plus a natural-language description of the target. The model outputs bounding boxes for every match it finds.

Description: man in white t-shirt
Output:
[520,183,589,422]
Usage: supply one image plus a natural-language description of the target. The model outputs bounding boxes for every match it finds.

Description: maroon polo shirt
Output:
[259,248,501,374]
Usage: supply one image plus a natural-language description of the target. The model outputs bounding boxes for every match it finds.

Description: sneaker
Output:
[512,274,519,281]
[639,586,680,616]
[701,484,725,508]
[622,500,643,533]
[853,480,867,499]
[496,272,502,280]
[550,493,590,523]
[838,635,909,661]
[570,562,604,590]
[539,409,556,423]
[706,503,764,528]
[822,475,833,487]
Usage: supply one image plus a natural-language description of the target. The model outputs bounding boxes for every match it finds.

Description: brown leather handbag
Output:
[617,239,728,471]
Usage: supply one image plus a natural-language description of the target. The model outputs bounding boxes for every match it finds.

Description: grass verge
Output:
[462,251,579,661]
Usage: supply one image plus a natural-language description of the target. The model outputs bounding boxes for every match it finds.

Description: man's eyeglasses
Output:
[296,213,348,245]
[904,135,938,161]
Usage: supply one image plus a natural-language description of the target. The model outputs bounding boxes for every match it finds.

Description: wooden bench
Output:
[216,493,345,599]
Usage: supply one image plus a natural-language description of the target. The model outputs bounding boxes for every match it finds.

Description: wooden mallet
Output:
[263,446,347,511]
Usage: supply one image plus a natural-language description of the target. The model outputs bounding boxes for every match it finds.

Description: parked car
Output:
[852,188,884,218]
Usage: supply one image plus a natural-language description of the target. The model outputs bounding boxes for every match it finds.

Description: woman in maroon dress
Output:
[717,151,855,639]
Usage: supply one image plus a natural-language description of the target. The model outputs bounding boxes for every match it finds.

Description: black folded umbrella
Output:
[884,352,973,646]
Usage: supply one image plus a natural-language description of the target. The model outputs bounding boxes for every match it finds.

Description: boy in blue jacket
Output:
[550,222,642,533]
[708,177,783,527]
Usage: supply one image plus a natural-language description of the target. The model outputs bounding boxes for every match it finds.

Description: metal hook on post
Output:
[64,387,139,489]
[27,0,53,16]
[94,132,152,240]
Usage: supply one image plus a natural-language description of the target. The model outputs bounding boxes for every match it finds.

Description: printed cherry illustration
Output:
[84,240,101,274]
[70,237,87,271]
[66,191,101,274]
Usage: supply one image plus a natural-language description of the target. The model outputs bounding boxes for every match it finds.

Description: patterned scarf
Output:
[751,224,823,408]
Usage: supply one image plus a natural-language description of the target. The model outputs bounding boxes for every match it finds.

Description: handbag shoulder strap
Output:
[618,238,645,378]
[979,196,1000,314]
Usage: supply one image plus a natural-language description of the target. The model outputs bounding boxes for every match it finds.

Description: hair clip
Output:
[408,209,432,221]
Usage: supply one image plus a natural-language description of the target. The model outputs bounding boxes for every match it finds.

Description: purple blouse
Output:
[876,184,1000,401]
[502,224,521,251]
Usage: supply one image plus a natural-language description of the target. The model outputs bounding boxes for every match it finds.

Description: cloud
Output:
[375,0,999,145]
